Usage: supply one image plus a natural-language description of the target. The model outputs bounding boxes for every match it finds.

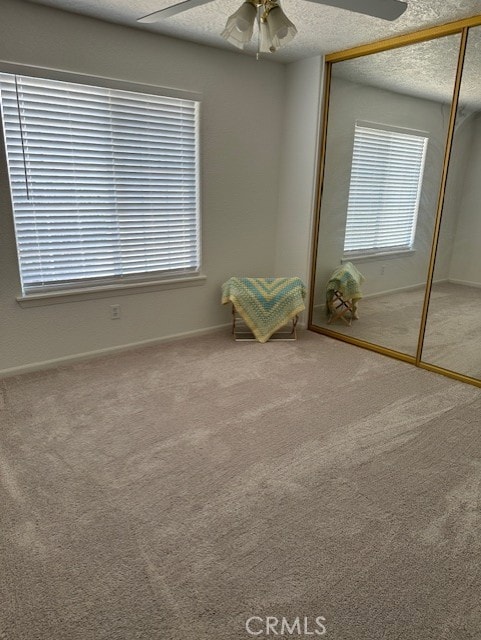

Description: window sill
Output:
[342,250,415,264]
[16,273,207,308]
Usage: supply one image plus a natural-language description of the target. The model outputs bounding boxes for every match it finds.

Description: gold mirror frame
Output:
[308,15,481,389]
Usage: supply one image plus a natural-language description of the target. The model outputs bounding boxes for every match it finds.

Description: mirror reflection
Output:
[422,26,481,378]
[312,35,461,356]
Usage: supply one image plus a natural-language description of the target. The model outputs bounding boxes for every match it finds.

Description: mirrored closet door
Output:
[310,32,462,359]
[421,25,481,381]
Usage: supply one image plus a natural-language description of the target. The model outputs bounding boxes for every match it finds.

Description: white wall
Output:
[432,112,474,281]
[0,0,287,373]
[447,112,481,285]
[274,55,323,307]
[313,76,452,305]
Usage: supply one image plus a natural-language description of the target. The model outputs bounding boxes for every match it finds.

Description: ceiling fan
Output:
[138,0,408,54]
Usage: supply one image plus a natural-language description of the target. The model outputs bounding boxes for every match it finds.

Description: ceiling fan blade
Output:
[138,0,215,22]
[304,0,407,21]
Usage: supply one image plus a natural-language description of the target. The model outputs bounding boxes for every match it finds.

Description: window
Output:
[343,122,428,257]
[0,72,200,295]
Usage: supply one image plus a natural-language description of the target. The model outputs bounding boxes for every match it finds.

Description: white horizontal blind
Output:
[344,123,427,255]
[0,72,200,293]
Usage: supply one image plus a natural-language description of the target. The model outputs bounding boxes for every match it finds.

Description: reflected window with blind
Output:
[343,122,428,258]
[0,72,200,295]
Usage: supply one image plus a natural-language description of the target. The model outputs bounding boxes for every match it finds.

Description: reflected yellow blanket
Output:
[326,262,364,310]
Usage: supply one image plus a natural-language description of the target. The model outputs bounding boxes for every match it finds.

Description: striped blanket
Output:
[222,277,306,343]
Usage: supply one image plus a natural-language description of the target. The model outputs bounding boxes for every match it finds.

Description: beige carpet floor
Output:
[423,282,481,379]
[1,330,481,639]
[314,282,481,379]
[314,284,427,355]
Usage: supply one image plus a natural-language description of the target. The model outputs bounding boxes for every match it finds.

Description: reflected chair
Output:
[326,262,364,326]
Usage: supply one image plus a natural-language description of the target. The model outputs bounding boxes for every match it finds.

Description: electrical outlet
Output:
[110,304,121,320]
[380,265,385,276]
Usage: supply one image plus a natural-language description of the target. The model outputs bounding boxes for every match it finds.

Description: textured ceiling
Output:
[23,0,481,63]
[334,35,461,105]
[334,25,481,107]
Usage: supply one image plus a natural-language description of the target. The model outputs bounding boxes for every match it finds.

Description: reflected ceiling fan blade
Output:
[305,0,407,20]
[138,0,215,22]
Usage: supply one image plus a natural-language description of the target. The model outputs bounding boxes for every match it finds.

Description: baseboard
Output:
[313,282,424,309]
[362,281,427,300]
[447,278,481,289]
[0,323,231,379]
[312,279,448,314]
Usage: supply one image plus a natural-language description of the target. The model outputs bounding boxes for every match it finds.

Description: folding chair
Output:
[327,290,355,326]
[325,262,364,326]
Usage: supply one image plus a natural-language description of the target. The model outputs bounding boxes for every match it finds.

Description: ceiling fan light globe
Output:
[220,26,245,48]
[259,18,276,53]
[266,5,297,48]
[221,2,257,47]
[235,2,257,31]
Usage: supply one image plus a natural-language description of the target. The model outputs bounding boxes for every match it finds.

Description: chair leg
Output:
[328,291,353,326]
